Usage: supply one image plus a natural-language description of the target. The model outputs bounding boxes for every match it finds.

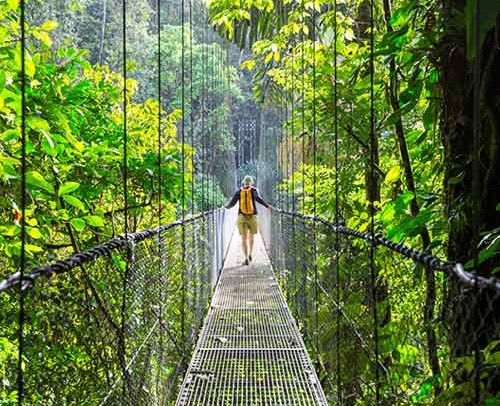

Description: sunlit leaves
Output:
[0,5,190,279]
[40,20,59,31]
[41,131,57,157]
[241,60,256,71]
[62,195,85,210]
[70,217,86,232]
[385,166,401,184]
[26,171,54,194]
[27,227,42,239]
[83,215,104,228]
[58,182,80,196]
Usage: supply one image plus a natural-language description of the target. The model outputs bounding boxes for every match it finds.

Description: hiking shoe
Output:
[248,255,253,262]
[242,258,249,266]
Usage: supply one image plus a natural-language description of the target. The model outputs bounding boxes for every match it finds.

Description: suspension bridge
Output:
[1,205,498,405]
[1,0,499,405]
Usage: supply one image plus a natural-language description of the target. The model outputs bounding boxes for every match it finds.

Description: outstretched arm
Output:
[225,191,239,209]
[254,188,273,209]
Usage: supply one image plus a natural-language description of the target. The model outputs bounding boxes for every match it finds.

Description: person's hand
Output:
[268,205,274,210]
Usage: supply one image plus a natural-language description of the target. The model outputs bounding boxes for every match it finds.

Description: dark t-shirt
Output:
[225,186,270,215]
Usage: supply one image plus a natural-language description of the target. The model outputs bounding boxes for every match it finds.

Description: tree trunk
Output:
[381,0,441,389]
[439,1,500,402]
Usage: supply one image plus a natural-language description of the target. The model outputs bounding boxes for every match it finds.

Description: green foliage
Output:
[0,2,195,279]
[192,173,226,212]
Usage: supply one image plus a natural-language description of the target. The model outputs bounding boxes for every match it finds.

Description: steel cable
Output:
[17,0,27,404]
[368,1,380,403]
[333,0,342,402]
[120,1,130,401]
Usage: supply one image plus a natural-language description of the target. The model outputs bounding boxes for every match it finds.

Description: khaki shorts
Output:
[237,214,258,235]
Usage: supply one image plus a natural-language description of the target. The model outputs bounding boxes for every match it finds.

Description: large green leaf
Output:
[26,171,55,194]
[63,195,85,210]
[84,215,105,228]
[385,166,401,183]
[58,182,80,196]
[70,218,86,232]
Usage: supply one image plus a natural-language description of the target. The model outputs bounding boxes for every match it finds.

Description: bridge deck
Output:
[175,231,328,406]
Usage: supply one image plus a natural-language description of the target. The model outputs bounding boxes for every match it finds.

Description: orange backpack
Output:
[239,187,254,215]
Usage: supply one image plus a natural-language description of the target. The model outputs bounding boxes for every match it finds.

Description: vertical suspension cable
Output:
[121,3,128,238]
[216,33,220,210]
[211,31,216,211]
[369,0,380,403]
[120,0,129,401]
[209,29,213,210]
[201,14,207,212]
[312,0,319,365]
[155,0,164,396]
[291,41,295,213]
[290,33,297,312]
[472,0,481,263]
[285,73,289,212]
[218,39,222,200]
[200,3,208,301]
[189,0,195,216]
[226,41,231,194]
[187,0,195,333]
[156,0,162,230]
[17,1,27,404]
[301,0,306,215]
[212,32,219,271]
[180,0,187,360]
[333,0,342,403]
[209,30,213,210]
[181,0,186,218]
[300,0,307,317]
[312,3,317,216]
[472,1,481,404]
[225,41,230,192]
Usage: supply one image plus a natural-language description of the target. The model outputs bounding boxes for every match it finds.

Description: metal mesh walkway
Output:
[175,232,328,406]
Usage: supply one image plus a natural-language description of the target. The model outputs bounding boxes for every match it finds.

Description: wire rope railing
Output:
[0,208,237,406]
[260,208,500,405]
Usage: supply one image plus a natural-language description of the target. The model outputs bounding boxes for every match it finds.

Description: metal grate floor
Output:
[175,234,328,406]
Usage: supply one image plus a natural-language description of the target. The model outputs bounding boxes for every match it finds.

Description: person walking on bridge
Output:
[225,175,273,266]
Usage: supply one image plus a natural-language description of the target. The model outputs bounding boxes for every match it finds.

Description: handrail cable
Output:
[275,209,500,291]
[5,207,496,294]
[0,210,224,293]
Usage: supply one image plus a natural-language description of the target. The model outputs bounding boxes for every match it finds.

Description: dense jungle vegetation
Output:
[0,0,242,275]
[0,0,499,404]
